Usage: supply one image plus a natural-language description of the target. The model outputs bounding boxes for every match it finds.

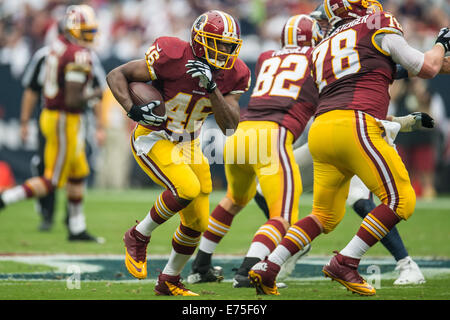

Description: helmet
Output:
[323,0,383,25]
[64,4,98,45]
[310,4,328,21]
[190,10,242,70]
[281,14,323,48]
[309,4,331,37]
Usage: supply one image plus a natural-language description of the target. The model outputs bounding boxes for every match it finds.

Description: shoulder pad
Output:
[154,36,189,60]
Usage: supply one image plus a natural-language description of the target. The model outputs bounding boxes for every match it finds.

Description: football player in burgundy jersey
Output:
[187,15,322,291]
[253,4,426,286]
[106,10,250,296]
[0,5,103,242]
[249,0,450,296]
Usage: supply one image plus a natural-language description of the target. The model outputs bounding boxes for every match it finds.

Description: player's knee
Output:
[184,214,209,233]
[395,186,416,220]
[176,178,201,200]
[311,209,345,234]
[271,216,290,232]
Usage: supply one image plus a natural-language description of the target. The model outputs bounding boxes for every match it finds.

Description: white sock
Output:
[162,249,191,276]
[68,201,86,235]
[246,242,271,261]
[198,237,218,254]
[2,186,27,205]
[339,235,370,259]
[268,245,291,266]
[136,211,160,236]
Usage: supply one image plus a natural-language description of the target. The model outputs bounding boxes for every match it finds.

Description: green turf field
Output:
[0,188,449,302]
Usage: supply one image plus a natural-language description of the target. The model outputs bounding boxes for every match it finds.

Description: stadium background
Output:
[0,0,449,199]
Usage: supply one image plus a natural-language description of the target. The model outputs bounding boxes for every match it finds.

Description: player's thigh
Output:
[350,112,416,219]
[308,112,353,233]
[223,124,258,206]
[257,127,301,224]
[131,130,201,200]
[178,142,213,232]
[224,162,257,207]
[68,149,90,181]
[310,160,351,233]
[40,110,79,188]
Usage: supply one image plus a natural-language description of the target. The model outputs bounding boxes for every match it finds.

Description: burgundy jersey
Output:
[43,34,93,113]
[310,11,403,120]
[241,46,318,140]
[145,36,251,137]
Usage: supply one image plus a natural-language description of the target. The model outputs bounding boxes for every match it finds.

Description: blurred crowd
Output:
[1,0,449,77]
[1,0,449,198]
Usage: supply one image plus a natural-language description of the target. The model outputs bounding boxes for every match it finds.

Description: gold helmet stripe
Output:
[285,15,299,46]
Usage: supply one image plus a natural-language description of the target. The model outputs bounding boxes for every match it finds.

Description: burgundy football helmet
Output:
[323,0,383,25]
[281,14,323,48]
[190,10,242,70]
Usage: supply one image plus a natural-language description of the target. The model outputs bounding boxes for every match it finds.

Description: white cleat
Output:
[277,244,311,282]
[394,256,426,285]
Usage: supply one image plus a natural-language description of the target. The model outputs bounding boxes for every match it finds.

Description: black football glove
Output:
[392,112,435,132]
[435,27,450,52]
[127,101,167,126]
[185,59,217,93]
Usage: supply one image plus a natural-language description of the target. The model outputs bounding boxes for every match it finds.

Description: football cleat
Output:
[394,256,426,285]
[123,225,150,279]
[248,260,280,295]
[187,266,224,284]
[155,273,199,296]
[322,252,376,296]
[68,230,105,243]
[232,273,253,288]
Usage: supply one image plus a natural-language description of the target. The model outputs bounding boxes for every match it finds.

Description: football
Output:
[129,82,166,116]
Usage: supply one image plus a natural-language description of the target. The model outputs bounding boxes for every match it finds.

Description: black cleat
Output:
[68,230,105,243]
[233,273,254,288]
[39,220,53,232]
[187,266,224,284]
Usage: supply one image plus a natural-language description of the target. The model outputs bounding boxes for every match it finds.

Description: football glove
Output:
[127,101,167,126]
[435,27,450,52]
[186,59,217,93]
[391,112,435,132]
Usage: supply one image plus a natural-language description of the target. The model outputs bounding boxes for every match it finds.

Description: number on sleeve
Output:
[43,53,59,99]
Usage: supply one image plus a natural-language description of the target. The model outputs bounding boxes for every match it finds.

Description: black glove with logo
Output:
[435,27,450,52]
[127,101,167,126]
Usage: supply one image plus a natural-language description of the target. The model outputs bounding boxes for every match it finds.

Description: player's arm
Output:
[20,49,46,142]
[377,28,449,79]
[19,88,39,142]
[209,90,241,134]
[185,59,240,133]
[106,59,165,126]
[64,61,93,110]
[386,112,434,132]
[106,59,151,113]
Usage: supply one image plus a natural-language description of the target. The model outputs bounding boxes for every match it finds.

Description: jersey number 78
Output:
[312,29,361,92]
